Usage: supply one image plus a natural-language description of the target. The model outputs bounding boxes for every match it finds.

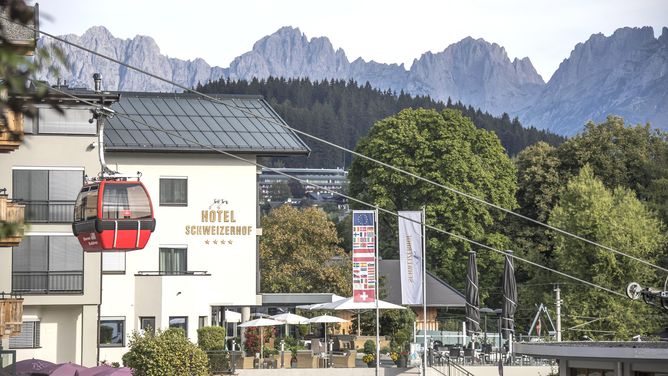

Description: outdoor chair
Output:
[331,349,356,368]
[464,348,477,364]
[449,347,462,363]
[296,350,318,368]
[233,355,255,369]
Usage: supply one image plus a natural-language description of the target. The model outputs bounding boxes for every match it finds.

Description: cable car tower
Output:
[72,74,156,252]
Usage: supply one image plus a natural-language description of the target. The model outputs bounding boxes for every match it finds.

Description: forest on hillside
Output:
[197,77,565,168]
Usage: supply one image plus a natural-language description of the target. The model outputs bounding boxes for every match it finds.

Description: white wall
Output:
[99,152,260,362]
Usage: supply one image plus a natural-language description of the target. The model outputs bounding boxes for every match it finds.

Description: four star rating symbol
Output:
[203,239,235,246]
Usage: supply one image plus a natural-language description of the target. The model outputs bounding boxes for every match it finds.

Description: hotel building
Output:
[0,88,309,365]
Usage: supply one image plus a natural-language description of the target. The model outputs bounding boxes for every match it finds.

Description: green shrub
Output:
[122,328,209,376]
[197,326,226,351]
[363,339,376,355]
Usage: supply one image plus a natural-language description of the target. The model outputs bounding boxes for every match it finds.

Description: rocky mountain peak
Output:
[521,26,668,135]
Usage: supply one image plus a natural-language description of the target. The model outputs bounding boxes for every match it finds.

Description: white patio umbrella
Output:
[317,297,406,311]
[308,315,349,365]
[270,312,310,324]
[271,312,310,339]
[238,318,284,360]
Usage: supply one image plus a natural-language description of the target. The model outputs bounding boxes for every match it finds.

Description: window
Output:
[102,252,126,274]
[160,177,187,206]
[99,318,125,347]
[159,247,187,275]
[102,184,152,219]
[13,168,83,223]
[198,316,207,329]
[9,321,40,349]
[139,317,156,336]
[12,235,84,294]
[169,316,188,333]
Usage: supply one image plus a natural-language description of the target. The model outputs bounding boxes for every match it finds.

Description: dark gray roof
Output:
[105,92,310,156]
[380,260,466,308]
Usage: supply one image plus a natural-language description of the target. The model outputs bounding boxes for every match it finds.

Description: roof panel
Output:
[107,94,309,155]
[166,115,188,131]
[177,99,200,116]
[127,97,150,115]
[199,100,224,116]
[214,100,235,117]
[138,98,161,115]
[162,98,186,116]
[128,130,150,145]
[227,132,249,147]
[152,98,175,116]
[251,132,273,148]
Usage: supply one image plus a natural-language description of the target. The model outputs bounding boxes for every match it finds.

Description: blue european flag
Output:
[353,211,374,226]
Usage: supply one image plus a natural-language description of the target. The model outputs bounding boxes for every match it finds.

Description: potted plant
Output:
[390,351,400,366]
[362,353,376,367]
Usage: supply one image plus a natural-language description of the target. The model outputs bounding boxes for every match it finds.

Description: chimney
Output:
[93,73,102,92]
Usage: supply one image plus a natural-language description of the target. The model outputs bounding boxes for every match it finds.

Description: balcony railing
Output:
[19,200,75,223]
[12,271,83,294]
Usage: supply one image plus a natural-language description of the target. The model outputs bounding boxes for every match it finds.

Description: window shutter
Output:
[49,170,83,201]
[49,236,83,271]
[13,170,47,201]
[12,236,48,272]
[103,253,126,273]
[9,321,39,349]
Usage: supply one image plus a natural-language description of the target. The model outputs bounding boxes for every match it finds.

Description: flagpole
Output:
[375,208,380,374]
[422,206,427,371]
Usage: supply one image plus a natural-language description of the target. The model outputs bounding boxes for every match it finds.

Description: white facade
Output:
[98,153,261,363]
[0,119,103,366]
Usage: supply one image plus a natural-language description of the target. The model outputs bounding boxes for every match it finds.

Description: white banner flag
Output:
[398,211,423,305]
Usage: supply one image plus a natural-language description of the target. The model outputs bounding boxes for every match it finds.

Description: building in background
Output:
[259,167,348,201]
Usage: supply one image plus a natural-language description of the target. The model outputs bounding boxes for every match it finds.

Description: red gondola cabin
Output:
[73,179,156,252]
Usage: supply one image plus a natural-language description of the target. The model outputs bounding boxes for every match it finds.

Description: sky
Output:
[35,0,668,81]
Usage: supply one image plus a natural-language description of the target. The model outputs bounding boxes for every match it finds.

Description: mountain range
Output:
[40,25,668,136]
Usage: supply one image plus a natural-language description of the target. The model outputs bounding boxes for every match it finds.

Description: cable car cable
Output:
[15,19,665,274]
[42,82,630,300]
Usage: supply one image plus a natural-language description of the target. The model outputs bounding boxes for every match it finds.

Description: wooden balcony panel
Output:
[0,297,24,338]
[0,111,24,153]
[0,195,25,246]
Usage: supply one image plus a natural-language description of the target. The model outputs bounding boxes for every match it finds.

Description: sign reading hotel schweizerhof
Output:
[185,199,254,245]
[352,210,376,302]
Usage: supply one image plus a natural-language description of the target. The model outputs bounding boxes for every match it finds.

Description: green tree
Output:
[515,141,562,222]
[557,117,668,207]
[548,166,668,339]
[122,329,209,376]
[260,205,352,296]
[349,108,517,296]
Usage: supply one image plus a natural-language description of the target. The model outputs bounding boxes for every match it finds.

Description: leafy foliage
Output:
[196,77,564,168]
[260,205,352,295]
[197,326,226,351]
[547,166,667,339]
[349,108,517,296]
[122,329,209,376]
